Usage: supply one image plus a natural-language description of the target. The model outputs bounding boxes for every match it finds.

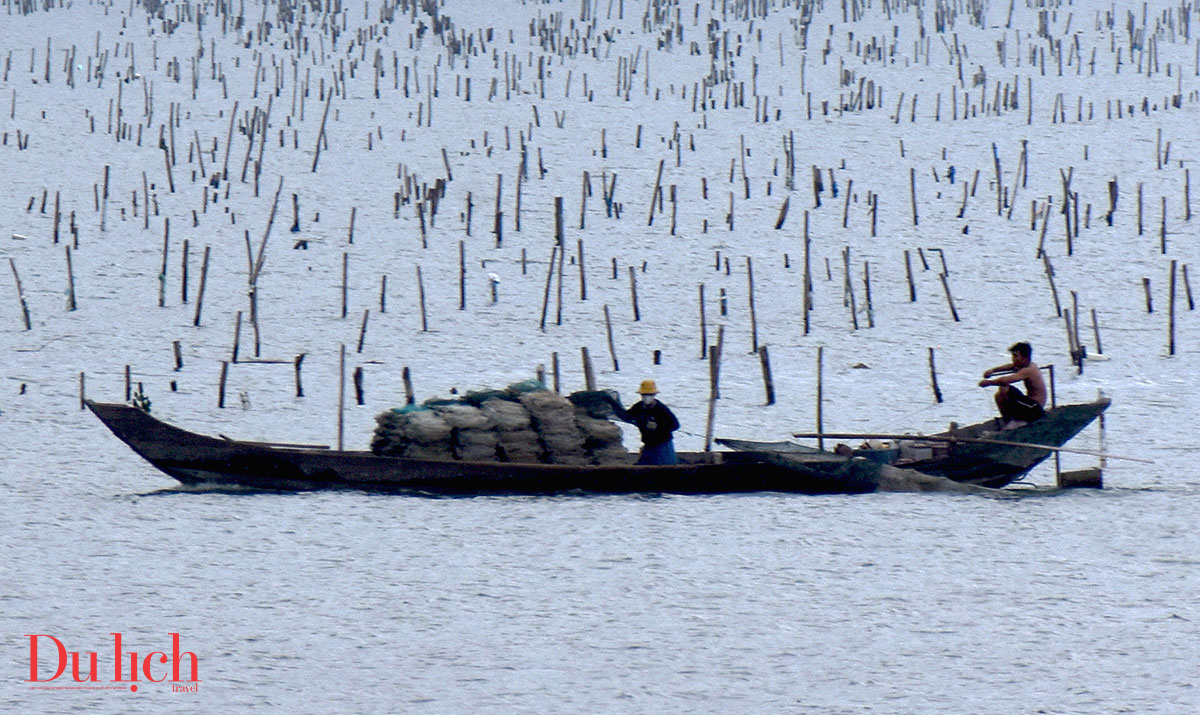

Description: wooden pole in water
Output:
[551,351,560,393]
[905,250,916,301]
[337,343,345,450]
[181,239,189,303]
[703,324,724,452]
[577,239,587,301]
[231,311,242,363]
[603,304,619,371]
[910,167,919,225]
[459,240,466,310]
[816,346,825,451]
[357,309,369,353]
[746,256,759,352]
[65,246,77,311]
[539,244,557,332]
[928,347,943,402]
[1169,259,1177,355]
[939,273,960,321]
[402,366,414,404]
[9,258,31,330]
[555,240,565,326]
[341,252,349,318]
[218,360,229,407]
[581,347,596,391]
[758,345,775,405]
[803,211,812,335]
[158,219,169,307]
[629,265,641,321]
[294,354,305,397]
[698,283,708,359]
[416,266,429,331]
[193,245,210,326]
[79,372,86,410]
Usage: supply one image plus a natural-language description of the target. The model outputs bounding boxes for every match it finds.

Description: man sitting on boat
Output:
[979,341,1046,428]
[607,380,680,465]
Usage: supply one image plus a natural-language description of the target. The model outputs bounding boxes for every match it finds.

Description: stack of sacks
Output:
[431,402,498,461]
[370,382,629,464]
[480,398,542,462]
[574,408,630,464]
[519,390,590,465]
[370,406,454,459]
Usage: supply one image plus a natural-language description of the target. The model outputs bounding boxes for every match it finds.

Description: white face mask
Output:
[641,394,656,406]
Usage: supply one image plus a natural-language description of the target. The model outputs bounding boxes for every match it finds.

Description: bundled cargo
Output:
[370,406,455,460]
[519,390,588,464]
[481,397,542,463]
[370,382,629,464]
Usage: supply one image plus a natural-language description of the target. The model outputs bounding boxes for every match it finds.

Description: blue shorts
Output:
[638,440,678,465]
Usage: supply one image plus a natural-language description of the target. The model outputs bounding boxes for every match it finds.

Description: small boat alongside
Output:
[719,398,1113,489]
[85,397,1111,495]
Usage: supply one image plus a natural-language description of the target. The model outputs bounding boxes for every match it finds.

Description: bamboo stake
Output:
[337,344,345,450]
[703,324,724,452]
[928,347,943,402]
[1169,259,1177,355]
[816,346,825,451]
[581,347,596,390]
[341,252,349,318]
[402,366,414,405]
[218,360,228,408]
[629,265,640,321]
[158,218,169,307]
[357,309,369,353]
[294,354,305,397]
[746,256,759,351]
[9,258,31,330]
[65,246,76,311]
[758,345,775,405]
[416,265,428,331]
[539,244,557,332]
[603,304,619,371]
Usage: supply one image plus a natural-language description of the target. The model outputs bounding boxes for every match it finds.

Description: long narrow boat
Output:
[85,401,902,495]
[86,398,1107,495]
[718,398,1111,489]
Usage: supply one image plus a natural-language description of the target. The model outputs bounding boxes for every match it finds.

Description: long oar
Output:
[789,431,1153,464]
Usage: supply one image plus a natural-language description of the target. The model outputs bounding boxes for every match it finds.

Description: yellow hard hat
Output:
[637,379,659,395]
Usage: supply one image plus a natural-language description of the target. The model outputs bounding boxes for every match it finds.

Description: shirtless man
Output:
[979,341,1047,427]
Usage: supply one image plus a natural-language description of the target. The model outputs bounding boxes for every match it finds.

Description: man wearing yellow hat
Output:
[613,379,680,465]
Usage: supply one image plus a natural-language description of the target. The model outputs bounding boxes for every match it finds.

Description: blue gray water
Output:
[3,0,1200,711]
[4,400,1197,713]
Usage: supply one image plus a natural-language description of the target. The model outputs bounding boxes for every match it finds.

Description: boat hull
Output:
[86,402,883,495]
[719,399,1111,489]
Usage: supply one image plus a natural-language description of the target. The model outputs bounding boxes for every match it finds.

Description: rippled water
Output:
[3,0,1200,711]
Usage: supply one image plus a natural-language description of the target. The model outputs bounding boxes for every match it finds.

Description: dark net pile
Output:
[371,382,630,464]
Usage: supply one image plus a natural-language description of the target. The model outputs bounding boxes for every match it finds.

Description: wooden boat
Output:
[86,398,1108,495]
[718,398,1112,489]
[86,401,916,495]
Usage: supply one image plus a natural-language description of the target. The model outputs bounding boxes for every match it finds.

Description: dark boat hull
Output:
[86,402,885,495]
[718,399,1111,489]
[902,400,1111,488]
